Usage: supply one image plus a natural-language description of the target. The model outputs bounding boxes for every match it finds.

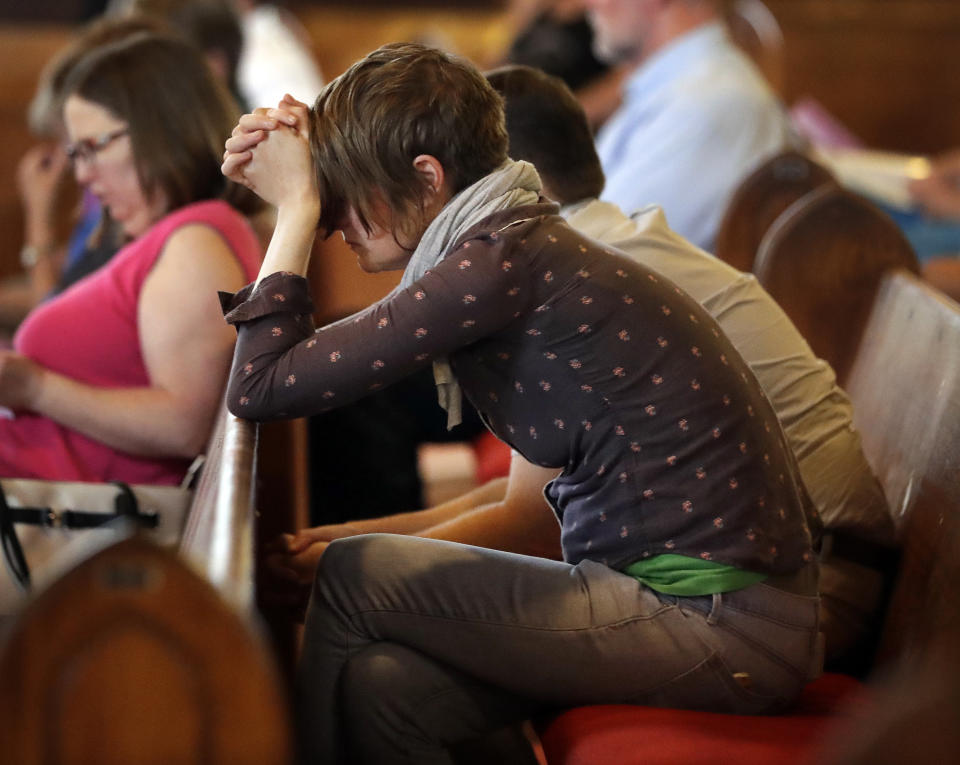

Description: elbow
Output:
[178,428,210,460]
[225,378,276,422]
[160,415,214,460]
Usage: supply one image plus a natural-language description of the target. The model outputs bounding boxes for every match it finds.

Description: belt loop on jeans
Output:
[706,592,722,625]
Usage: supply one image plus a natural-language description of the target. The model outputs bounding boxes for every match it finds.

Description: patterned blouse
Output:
[222,202,817,574]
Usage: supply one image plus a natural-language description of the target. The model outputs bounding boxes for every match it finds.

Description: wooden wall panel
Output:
[0,25,73,280]
[766,0,960,153]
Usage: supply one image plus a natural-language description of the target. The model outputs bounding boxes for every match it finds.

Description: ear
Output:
[412,154,450,202]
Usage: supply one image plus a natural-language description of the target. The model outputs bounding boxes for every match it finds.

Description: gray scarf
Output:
[404,159,541,428]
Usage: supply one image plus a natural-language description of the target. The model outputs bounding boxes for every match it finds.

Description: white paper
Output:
[812,147,932,211]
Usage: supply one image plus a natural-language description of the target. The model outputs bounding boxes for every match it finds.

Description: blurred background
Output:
[2,0,959,313]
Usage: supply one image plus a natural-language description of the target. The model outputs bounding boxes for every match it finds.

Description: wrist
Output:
[276,196,321,224]
[19,242,55,270]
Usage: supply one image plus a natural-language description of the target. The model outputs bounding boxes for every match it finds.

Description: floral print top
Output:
[221,202,818,573]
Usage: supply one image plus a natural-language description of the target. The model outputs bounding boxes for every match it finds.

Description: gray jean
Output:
[297,534,822,764]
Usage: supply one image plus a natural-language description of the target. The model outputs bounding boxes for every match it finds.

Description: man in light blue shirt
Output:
[586,0,796,250]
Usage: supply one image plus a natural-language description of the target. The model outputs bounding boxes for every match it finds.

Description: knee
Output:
[316,533,394,584]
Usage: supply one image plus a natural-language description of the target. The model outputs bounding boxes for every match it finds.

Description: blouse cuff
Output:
[219,271,315,325]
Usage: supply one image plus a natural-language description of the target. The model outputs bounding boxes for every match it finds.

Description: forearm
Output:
[31,370,214,457]
[227,232,526,421]
[343,477,509,535]
[255,201,319,286]
[420,495,562,559]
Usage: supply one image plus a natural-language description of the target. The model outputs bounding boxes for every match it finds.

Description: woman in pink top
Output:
[0,33,262,485]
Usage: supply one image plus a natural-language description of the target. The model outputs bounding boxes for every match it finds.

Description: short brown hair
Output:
[309,42,509,240]
[63,32,258,215]
[486,65,604,206]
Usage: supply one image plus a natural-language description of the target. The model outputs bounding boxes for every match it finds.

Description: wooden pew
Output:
[753,185,920,385]
[714,149,834,273]
[0,406,293,764]
[843,272,960,664]
[536,270,960,765]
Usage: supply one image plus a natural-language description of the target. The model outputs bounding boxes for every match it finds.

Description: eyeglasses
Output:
[64,127,129,165]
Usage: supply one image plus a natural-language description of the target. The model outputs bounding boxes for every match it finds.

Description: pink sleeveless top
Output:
[2,200,262,485]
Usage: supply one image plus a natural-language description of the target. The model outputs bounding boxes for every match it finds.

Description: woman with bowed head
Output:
[221,43,822,765]
[0,32,262,485]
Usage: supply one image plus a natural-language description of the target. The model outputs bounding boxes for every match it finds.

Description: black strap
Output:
[0,482,31,591]
[0,481,160,593]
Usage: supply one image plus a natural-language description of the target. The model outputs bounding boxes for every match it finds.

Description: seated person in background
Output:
[907,148,960,301]
[0,16,160,334]
[231,0,326,109]
[2,7,256,336]
[503,0,627,129]
[507,0,609,91]
[222,42,821,763]
[270,64,894,674]
[586,0,796,250]
[108,0,248,109]
[0,33,262,486]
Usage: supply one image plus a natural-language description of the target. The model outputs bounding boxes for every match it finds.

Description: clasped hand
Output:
[222,93,319,211]
[259,523,363,621]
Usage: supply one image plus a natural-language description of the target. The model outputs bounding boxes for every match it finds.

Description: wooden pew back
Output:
[714,149,834,272]
[753,185,920,385]
[844,271,960,665]
[178,406,258,613]
[0,405,293,764]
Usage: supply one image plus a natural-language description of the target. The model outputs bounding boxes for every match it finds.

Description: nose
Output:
[71,155,95,186]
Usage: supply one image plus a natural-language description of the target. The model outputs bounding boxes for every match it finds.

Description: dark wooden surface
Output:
[179,405,258,613]
[0,535,292,765]
[764,0,960,154]
[844,272,960,665]
[714,150,835,273]
[753,186,920,385]
[0,401,301,762]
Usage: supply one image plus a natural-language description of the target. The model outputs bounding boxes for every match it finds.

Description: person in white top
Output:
[264,64,894,673]
[233,0,325,108]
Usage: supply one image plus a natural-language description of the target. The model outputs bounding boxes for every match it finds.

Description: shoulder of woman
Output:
[145,219,247,302]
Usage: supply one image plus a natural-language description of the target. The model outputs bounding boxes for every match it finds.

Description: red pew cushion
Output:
[538,672,865,765]
[473,430,513,483]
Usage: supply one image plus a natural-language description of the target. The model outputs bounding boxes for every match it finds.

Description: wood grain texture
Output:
[844,272,960,665]
[0,536,291,765]
[715,150,835,273]
[754,186,919,385]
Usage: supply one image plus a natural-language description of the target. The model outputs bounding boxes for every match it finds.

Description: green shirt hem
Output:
[623,554,767,596]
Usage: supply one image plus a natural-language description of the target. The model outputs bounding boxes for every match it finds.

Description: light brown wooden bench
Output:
[0,405,294,764]
[753,185,920,385]
[714,149,834,272]
[537,269,960,764]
